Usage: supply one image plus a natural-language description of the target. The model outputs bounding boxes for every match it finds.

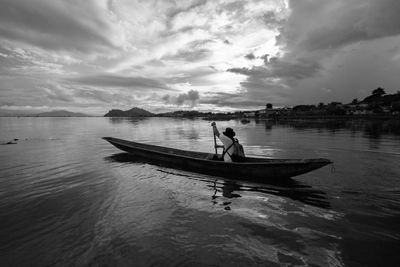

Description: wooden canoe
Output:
[103,137,332,181]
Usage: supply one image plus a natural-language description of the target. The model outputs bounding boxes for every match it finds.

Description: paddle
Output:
[211,122,223,155]
[213,131,218,154]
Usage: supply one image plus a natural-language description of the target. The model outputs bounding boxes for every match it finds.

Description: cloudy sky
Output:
[1,0,400,115]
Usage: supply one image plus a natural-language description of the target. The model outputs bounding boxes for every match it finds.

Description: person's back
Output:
[218,132,235,162]
[211,122,245,162]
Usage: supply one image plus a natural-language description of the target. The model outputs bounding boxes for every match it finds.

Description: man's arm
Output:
[211,122,220,137]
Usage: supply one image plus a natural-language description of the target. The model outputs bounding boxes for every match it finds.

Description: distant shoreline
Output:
[2,114,399,121]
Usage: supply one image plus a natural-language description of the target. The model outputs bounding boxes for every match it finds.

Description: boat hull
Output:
[103,137,332,181]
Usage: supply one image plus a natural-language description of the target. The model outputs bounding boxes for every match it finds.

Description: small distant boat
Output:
[103,137,332,181]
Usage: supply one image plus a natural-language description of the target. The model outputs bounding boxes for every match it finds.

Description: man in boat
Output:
[211,122,245,162]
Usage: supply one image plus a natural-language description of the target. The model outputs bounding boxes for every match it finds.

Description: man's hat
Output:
[223,127,235,138]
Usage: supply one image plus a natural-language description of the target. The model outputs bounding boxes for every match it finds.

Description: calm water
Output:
[0,117,399,266]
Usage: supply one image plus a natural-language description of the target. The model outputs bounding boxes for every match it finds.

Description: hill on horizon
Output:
[36,110,89,117]
[360,90,400,106]
[104,107,154,117]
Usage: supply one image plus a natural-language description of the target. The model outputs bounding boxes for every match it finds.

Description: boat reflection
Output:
[208,179,330,209]
[105,153,331,209]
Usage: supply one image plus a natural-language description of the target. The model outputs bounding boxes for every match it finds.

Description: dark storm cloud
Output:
[227,0,400,105]
[226,62,299,106]
[68,74,172,90]
[266,57,322,80]
[239,78,289,98]
[0,0,118,52]
[281,0,400,51]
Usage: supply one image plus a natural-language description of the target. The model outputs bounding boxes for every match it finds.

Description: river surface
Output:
[0,117,399,266]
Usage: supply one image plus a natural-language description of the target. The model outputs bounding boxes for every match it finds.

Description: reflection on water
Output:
[210,179,330,209]
[255,119,400,139]
[174,126,200,140]
[2,117,400,266]
[106,153,330,209]
[108,117,150,125]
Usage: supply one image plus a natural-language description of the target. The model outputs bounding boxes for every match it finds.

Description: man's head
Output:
[223,127,235,138]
